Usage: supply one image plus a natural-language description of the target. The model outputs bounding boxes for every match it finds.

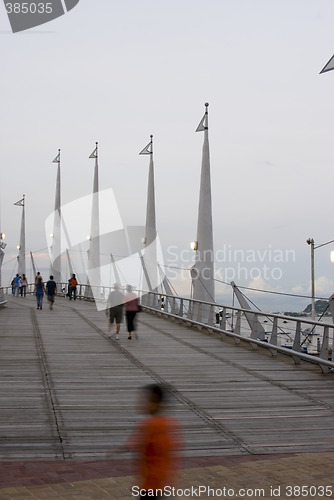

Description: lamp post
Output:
[307,237,334,321]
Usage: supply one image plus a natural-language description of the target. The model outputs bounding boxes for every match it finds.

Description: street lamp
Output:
[307,237,334,320]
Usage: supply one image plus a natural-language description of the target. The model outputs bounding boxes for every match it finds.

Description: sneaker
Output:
[116,335,119,340]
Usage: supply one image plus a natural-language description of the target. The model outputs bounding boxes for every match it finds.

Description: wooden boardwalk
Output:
[0,293,333,462]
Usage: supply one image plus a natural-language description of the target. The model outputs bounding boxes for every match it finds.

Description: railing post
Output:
[319,326,329,374]
[233,310,241,343]
[187,300,192,320]
[292,321,301,364]
[171,296,178,315]
[269,317,278,356]
[207,305,215,326]
[149,293,155,308]
[220,308,227,331]
[196,302,202,324]
[178,299,183,317]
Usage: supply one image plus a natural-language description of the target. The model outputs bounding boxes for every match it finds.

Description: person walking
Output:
[13,274,20,297]
[46,275,57,310]
[34,277,45,310]
[35,271,43,283]
[68,274,77,300]
[124,285,139,340]
[20,274,28,297]
[106,283,124,339]
[127,384,182,498]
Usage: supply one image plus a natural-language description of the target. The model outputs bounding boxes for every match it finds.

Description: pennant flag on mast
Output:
[52,150,61,163]
[320,54,334,74]
[196,103,209,132]
[14,197,24,207]
[89,145,98,158]
[139,136,153,155]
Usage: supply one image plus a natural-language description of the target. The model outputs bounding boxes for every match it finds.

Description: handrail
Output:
[142,303,334,370]
[140,291,334,374]
[141,290,334,329]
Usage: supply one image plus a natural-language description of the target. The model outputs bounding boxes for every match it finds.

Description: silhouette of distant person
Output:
[106,283,124,339]
[19,274,27,297]
[68,274,77,300]
[35,271,42,283]
[13,274,20,297]
[124,285,139,340]
[46,275,57,310]
[34,277,45,310]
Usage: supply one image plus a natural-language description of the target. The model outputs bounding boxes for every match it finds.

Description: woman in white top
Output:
[20,274,28,297]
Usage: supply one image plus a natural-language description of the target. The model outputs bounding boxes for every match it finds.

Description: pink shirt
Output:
[124,292,139,311]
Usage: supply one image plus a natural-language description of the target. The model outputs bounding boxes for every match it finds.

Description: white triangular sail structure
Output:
[30,251,37,282]
[320,54,334,74]
[50,149,62,283]
[15,195,26,276]
[142,136,156,248]
[140,135,159,297]
[231,282,265,341]
[86,142,101,297]
[191,103,215,311]
[110,252,121,285]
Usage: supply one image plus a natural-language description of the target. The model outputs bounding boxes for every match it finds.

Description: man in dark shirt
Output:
[46,275,57,310]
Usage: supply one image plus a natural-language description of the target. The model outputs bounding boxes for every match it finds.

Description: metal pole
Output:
[307,238,315,321]
[311,241,315,321]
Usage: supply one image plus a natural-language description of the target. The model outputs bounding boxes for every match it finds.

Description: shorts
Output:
[109,305,123,324]
[48,294,55,303]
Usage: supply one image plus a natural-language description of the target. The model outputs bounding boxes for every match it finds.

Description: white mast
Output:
[51,149,62,283]
[87,142,101,297]
[141,135,156,247]
[191,103,215,307]
[14,195,26,276]
[139,135,159,295]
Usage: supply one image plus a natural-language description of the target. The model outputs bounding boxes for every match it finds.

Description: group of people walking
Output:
[11,274,28,297]
[106,284,141,340]
[11,273,141,333]
[34,273,57,310]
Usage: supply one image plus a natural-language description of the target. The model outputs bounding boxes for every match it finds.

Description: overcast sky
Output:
[1,0,334,311]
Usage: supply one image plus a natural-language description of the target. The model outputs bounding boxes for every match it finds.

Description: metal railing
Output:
[140,291,334,374]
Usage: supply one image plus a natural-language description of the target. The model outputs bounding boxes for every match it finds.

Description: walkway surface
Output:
[0,293,333,499]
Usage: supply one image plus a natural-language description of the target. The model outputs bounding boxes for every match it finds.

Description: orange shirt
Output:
[128,415,181,491]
